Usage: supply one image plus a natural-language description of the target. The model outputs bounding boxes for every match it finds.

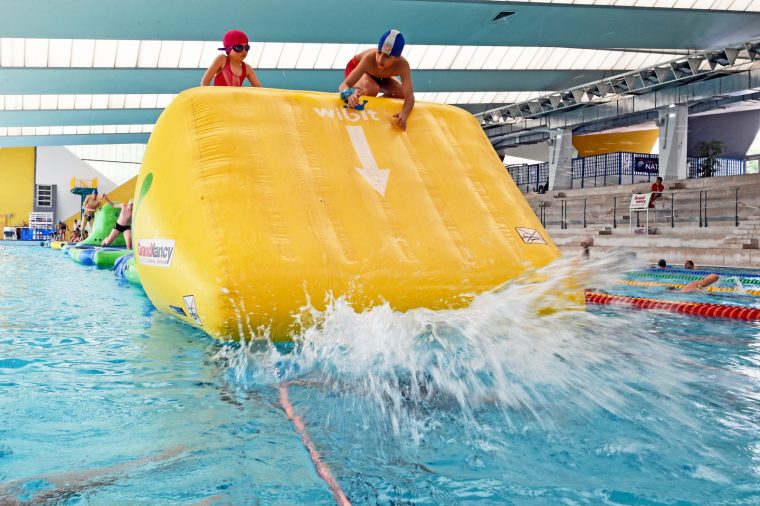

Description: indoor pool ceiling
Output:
[0,0,759,146]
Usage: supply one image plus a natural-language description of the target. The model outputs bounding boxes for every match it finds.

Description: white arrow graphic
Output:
[345,125,390,196]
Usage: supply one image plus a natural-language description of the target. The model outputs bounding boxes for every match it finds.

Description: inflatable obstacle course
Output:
[133,88,561,340]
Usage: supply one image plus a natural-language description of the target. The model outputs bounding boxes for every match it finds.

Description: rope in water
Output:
[624,271,760,285]
[585,291,760,320]
[640,267,760,279]
[278,383,352,506]
[621,279,760,296]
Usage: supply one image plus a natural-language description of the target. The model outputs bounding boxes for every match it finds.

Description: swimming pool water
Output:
[1,246,759,504]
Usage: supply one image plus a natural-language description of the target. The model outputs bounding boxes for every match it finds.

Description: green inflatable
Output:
[78,204,126,247]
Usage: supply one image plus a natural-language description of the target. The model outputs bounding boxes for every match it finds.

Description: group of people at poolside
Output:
[51,190,133,249]
[657,258,720,292]
[200,28,416,129]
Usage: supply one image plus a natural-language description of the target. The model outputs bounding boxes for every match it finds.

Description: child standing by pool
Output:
[339,29,415,130]
[201,30,262,87]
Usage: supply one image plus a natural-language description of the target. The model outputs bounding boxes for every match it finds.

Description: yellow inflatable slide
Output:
[133,88,560,341]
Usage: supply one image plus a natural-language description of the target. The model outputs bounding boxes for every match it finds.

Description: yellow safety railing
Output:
[70,177,98,190]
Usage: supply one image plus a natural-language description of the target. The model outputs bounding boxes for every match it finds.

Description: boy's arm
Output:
[393,63,415,130]
[200,55,225,86]
[246,65,262,87]
[339,57,368,107]
[102,193,114,206]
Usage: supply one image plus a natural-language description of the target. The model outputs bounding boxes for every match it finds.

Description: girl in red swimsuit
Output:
[201,30,262,88]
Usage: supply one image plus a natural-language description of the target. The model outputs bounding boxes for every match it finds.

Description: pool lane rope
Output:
[278,383,352,506]
[629,270,760,284]
[621,279,760,296]
[585,291,760,320]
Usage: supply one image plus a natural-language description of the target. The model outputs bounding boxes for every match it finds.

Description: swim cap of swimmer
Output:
[378,29,405,57]
[219,30,249,54]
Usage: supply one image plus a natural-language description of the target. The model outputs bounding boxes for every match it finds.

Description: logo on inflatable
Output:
[137,239,176,267]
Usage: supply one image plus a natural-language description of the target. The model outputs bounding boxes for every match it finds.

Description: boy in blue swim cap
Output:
[340,29,415,130]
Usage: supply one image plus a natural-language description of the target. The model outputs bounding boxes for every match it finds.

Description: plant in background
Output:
[694,140,725,178]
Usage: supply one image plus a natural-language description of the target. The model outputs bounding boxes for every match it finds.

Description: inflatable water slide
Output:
[133,88,560,340]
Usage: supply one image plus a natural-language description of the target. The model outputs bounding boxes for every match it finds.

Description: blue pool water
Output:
[1,246,759,504]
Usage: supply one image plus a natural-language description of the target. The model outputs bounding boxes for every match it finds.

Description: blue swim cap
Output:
[378,29,405,57]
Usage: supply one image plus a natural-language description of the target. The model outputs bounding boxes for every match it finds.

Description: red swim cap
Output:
[221,30,249,53]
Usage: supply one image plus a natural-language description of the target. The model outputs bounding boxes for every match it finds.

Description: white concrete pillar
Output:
[657,105,688,180]
[548,128,574,190]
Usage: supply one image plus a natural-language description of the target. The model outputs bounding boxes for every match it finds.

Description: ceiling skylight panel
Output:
[403,44,427,69]
[332,44,360,69]
[748,0,760,10]
[115,125,129,134]
[22,127,35,136]
[0,96,5,110]
[93,39,117,67]
[145,124,154,133]
[446,92,462,104]
[36,127,50,136]
[258,42,284,68]
[277,43,302,68]
[178,41,204,68]
[613,52,637,69]
[483,46,508,69]
[595,50,623,69]
[91,95,108,109]
[467,46,494,70]
[513,47,540,69]
[670,0,697,5]
[729,0,752,9]
[626,52,651,69]
[634,0,659,6]
[435,46,461,69]
[74,95,92,109]
[492,92,510,103]
[5,95,21,110]
[295,43,321,69]
[613,0,639,5]
[690,0,715,6]
[91,125,104,134]
[140,94,158,109]
[419,45,444,69]
[528,47,552,69]
[0,128,6,136]
[48,39,72,67]
[57,95,74,109]
[1,38,25,67]
[108,94,126,109]
[157,41,182,67]
[129,125,142,134]
[313,44,340,69]
[654,0,678,6]
[22,95,40,110]
[641,52,672,67]
[572,0,596,4]
[156,94,175,108]
[137,41,161,68]
[451,46,476,69]
[200,41,220,67]
[124,95,141,109]
[75,126,89,135]
[62,126,76,135]
[71,39,95,67]
[102,125,116,134]
[7,127,21,136]
[541,47,569,69]
[50,126,63,135]
[497,47,525,70]
[481,91,497,103]
[711,0,735,7]
[115,40,139,67]
[25,39,48,67]
[415,92,431,102]
[569,49,596,69]
[458,92,475,104]
[246,42,265,68]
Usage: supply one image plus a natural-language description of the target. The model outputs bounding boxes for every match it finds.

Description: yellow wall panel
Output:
[0,147,35,228]
[573,129,658,157]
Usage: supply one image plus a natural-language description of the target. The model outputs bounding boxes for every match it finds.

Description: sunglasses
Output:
[229,44,250,52]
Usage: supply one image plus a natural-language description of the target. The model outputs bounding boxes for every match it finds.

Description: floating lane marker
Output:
[621,279,760,296]
[585,291,760,320]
